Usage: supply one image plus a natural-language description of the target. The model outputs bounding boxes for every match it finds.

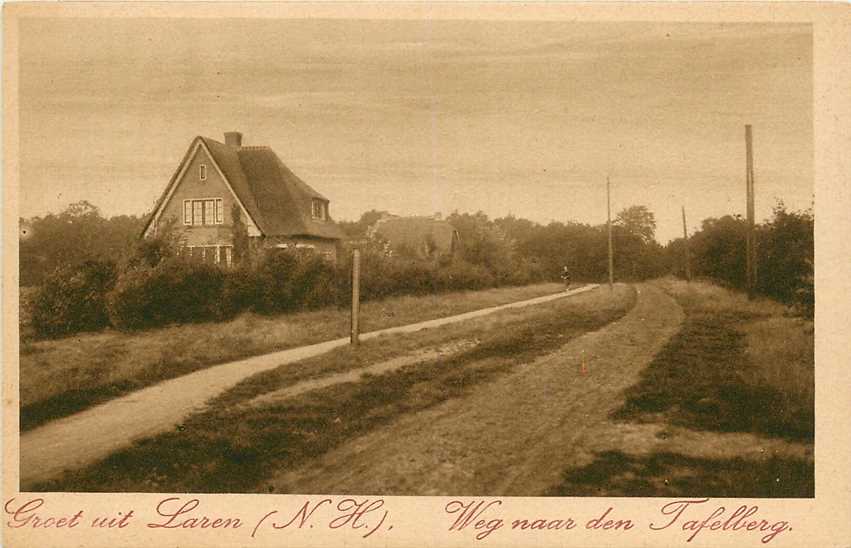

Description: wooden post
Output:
[351,248,361,346]
[745,125,756,299]
[681,206,691,282]
[607,176,614,290]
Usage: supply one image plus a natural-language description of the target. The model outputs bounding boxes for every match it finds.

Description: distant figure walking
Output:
[561,266,571,291]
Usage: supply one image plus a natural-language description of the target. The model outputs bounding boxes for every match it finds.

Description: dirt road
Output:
[19,284,597,488]
[270,284,685,495]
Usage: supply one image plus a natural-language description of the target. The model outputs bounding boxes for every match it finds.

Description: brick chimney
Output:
[224,131,243,147]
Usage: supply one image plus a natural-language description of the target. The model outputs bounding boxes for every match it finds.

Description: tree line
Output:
[20,198,813,338]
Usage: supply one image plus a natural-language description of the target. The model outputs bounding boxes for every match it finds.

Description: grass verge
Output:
[548,450,813,497]
[20,282,563,431]
[613,279,814,441]
[549,278,814,498]
[33,285,636,492]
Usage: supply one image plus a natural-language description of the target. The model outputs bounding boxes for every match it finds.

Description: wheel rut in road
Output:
[270,284,684,496]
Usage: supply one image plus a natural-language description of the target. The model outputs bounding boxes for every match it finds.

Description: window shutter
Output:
[183,201,191,225]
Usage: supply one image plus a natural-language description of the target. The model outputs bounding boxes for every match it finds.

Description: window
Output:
[311,199,326,220]
[204,200,215,225]
[183,198,225,226]
[199,164,207,181]
[192,201,204,225]
[182,245,234,267]
[192,201,203,225]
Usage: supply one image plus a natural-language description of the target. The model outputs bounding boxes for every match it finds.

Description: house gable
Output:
[143,139,261,242]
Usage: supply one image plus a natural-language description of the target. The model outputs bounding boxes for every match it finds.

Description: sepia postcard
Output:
[3,2,850,547]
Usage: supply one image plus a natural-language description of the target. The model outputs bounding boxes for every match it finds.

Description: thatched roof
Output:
[371,216,460,256]
[144,135,345,240]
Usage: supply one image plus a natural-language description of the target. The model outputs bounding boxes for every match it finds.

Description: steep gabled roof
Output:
[371,216,460,256]
[143,135,345,240]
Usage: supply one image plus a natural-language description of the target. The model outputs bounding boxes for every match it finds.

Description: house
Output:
[368,214,461,259]
[141,131,345,264]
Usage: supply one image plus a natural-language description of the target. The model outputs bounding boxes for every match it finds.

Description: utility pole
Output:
[681,205,691,282]
[351,247,361,346]
[607,176,614,290]
[745,125,756,299]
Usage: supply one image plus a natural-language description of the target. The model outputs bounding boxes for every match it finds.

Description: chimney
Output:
[224,131,243,148]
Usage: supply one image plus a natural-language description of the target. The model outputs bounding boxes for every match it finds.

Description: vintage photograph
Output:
[15,17,813,497]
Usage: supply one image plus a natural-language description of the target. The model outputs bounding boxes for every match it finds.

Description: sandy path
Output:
[270,284,685,496]
[19,284,596,488]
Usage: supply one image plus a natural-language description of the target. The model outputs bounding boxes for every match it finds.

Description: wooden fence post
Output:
[351,248,361,346]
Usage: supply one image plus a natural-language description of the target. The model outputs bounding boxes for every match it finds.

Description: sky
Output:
[18,18,812,242]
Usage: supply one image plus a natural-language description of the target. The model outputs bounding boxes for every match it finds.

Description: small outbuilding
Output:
[368,214,461,260]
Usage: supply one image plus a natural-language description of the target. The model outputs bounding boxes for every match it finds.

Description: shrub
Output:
[435,260,495,291]
[106,259,225,330]
[290,253,339,309]
[220,265,261,318]
[31,260,117,337]
[251,251,301,314]
[358,256,436,300]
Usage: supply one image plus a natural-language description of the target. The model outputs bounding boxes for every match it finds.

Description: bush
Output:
[358,256,437,300]
[290,253,339,309]
[106,259,225,330]
[31,260,117,337]
[221,265,261,318]
[251,251,301,314]
[435,260,495,291]
[35,235,556,337]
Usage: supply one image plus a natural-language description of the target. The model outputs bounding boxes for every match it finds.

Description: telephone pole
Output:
[745,125,756,299]
[607,176,614,290]
[681,205,691,282]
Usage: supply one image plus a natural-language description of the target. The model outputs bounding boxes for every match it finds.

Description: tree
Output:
[756,202,813,304]
[447,211,517,281]
[690,215,747,287]
[615,205,657,244]
[20,201,145,286]
[231,204,250,266]
[337,209,390,238]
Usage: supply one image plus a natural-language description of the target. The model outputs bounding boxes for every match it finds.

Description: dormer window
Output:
[311,199,327,220]
[199,164,207,181]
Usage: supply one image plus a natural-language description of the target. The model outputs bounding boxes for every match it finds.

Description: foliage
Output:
[671,202,814,313]
[231,204,251,267]
[497,213,666,283]
[434,259,496,291]
[20,201,146,286]
[26,196,812,334]
[337,209,390,238]
[448,211,517,283]
[250,250,338,313]
[106,259,226,330]
[127,217,179,268]
[756,203,814,307]
[615,205,657,244]
[31,260,118,337]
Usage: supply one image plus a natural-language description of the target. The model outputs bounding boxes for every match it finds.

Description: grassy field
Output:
[615,278,814,440]
[19,282,566,431]
[551,277,814,497]
[34,284,636,492]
